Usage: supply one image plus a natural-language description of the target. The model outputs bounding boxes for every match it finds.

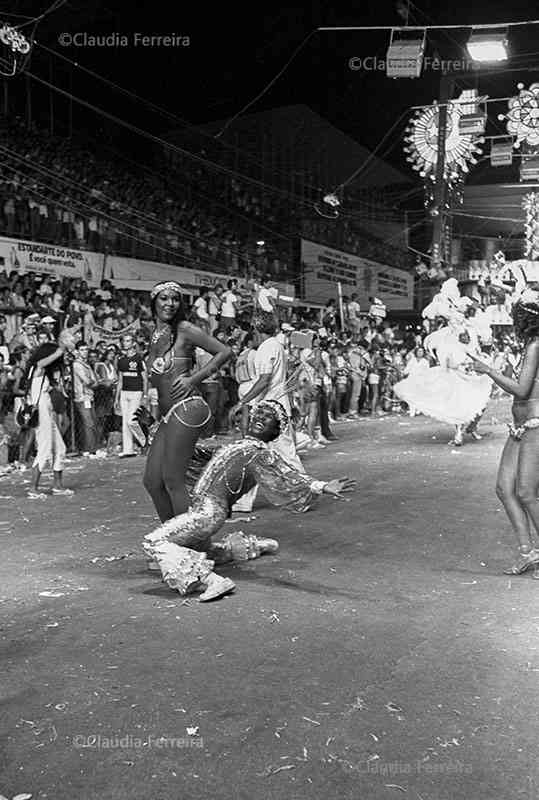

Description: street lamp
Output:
[466,29,508,62]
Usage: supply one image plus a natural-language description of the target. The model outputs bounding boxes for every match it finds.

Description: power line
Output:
[15,0,69,29]
[35,40,329,197]
[318,19,539,32]
[215,29,318,138]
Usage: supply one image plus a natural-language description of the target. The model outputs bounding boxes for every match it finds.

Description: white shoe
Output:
[51,487,74,496]
[318,435,329,444]
[199,574,235,602]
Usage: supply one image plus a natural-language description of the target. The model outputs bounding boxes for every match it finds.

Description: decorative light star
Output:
[403,92,484,206]
[499,83,539,148]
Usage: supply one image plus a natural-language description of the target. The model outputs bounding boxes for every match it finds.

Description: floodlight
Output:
[466,30,508,62]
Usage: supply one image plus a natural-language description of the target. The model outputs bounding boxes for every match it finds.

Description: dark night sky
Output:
[7,0,539,179]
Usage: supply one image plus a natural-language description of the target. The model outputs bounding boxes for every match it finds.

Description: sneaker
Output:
[51,487,74,496]
[27,490,47,499]
[318,435,329,444]
[199,574,235,602]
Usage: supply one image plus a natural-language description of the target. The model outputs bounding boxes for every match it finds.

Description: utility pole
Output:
[430,71,455,272]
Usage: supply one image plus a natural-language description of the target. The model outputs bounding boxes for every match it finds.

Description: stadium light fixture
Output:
[386,27,426,78]
[466,29,508,62]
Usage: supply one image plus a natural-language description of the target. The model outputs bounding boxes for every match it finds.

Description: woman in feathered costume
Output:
[469,288,539,575]
[394,280,492,445]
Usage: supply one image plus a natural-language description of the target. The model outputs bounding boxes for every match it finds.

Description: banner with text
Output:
[301,239,413,310]
[0,237,104,286]
[103,256,295,300]
[0,237,295,300]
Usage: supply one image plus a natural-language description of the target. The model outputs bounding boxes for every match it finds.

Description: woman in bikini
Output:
[469,289,539,575]
[142,281,232,522]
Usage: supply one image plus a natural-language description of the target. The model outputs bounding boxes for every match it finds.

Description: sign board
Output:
[0,237,295,301]
[103,256,295,299]
[300,239,414,310]
[0,236,103,286]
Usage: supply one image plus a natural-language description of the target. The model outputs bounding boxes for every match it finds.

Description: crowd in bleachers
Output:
[0,117,412,284]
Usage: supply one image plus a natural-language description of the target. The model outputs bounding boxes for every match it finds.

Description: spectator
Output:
[115,333,147,457]
[94,345,119,446]
[220,279,239,333]
[208,284,223,335]
[72,341,98,455]
[256,274,277,315]
[193,287,210,331]
[347,292,361,335]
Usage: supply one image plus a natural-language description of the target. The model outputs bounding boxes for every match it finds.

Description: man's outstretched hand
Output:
[323,477,356,498]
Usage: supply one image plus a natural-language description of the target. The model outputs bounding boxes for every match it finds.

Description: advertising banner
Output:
[103,256,295,300]
[0,236,296,300]
[0,236,104,286]
[301,239,413,310]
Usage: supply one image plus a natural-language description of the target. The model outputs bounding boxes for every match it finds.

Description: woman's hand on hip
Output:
[171,375,194,401]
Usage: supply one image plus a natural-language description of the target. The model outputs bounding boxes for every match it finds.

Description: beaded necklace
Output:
[194,438,266,499]
[151,325,172,345]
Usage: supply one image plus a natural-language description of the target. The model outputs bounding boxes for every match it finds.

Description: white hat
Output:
[41,315,55,324]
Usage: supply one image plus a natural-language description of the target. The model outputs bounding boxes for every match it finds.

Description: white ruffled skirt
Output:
[393,367,492,426]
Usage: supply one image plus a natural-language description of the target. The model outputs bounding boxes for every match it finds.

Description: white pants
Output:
[120,390,143,454]
[33,394,66,473]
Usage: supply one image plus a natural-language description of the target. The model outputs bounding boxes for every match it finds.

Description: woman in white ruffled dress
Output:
[394,326,492,446]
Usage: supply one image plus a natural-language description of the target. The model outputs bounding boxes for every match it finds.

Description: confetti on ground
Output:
[39,591,65,598]
[385,784,407,792]
[302,717,320,726]
[385,702,403,713]
[258,764,296,777]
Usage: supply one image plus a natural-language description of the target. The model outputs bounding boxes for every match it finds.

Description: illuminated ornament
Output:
[0,22,31,77]
[499,83,539,148]
[314,192,340,219]
[403,91,484,201]
[523,193,539,261]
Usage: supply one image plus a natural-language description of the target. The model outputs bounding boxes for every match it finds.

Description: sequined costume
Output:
[149,352,211,426]
[509,355,539,438]
[143,436,327,595]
